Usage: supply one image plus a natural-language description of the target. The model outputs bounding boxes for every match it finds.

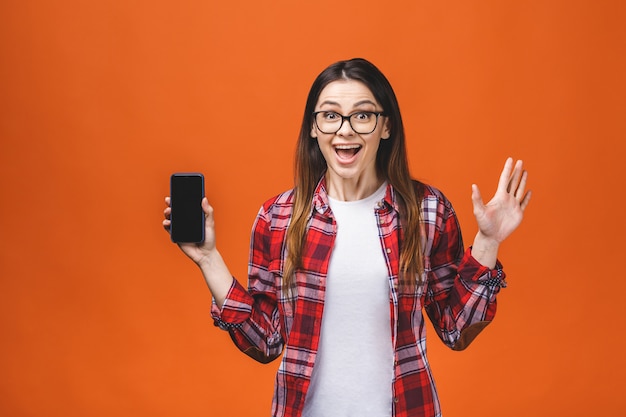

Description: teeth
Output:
[335,145,361,150]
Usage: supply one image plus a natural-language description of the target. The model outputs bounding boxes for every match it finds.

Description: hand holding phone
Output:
[169,173,205,243]
[163,174,234,308]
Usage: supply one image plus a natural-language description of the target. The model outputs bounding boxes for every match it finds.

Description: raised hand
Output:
[470,158,531,267]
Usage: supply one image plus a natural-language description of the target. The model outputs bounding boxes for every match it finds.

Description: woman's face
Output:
[310,79,390,195]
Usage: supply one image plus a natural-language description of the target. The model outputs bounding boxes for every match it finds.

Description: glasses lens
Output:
[315,112,340,134]
[349,112,378,134]
[314,111,379,134]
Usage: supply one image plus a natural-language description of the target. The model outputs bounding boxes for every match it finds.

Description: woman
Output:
[163,58,531,417]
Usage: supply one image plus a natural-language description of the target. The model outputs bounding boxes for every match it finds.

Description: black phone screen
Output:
[170,173,205,243]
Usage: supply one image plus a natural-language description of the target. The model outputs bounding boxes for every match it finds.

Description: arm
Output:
[424,158,531,350]
[164,197,285,363]
[209,204,286,363]
[424,202,503,351]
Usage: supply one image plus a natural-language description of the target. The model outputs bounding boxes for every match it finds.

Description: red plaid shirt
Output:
[211,178,506,417]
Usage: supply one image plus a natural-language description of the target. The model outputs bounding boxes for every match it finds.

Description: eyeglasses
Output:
[312,111,385,135]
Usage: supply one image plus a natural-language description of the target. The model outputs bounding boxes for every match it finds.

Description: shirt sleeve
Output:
[423,194,506,351]
[210,205,285,364]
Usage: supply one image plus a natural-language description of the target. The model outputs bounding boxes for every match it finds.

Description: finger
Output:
[164,206,171,220]
[202,197,211,214]
[514,170,528,201]
[471,184,485,215]
[507,160,524,193]
[165,196,171,206]
[496,157,514,193]
[520,190,532,211]
[162,219,171,232]
[202,198,216,233]
[202,198,214,224]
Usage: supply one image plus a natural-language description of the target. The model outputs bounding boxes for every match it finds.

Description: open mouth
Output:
[334,144,362,159]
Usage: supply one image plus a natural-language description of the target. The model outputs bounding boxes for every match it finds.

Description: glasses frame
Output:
[312,111,386,135]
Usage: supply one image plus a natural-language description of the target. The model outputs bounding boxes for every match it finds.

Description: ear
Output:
[381,117,391,140]
[310,124,318,139]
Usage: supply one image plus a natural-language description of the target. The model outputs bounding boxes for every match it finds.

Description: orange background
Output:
[1,1,625,416]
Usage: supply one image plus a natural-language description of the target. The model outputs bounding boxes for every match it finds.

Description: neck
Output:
[325,171,384,201]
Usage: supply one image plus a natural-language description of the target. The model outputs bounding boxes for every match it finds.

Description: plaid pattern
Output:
[211,178,506,417]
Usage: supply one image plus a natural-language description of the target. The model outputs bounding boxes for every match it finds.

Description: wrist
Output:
[471,232,500,268]
[196,248,222,272]
[474,231,500,250]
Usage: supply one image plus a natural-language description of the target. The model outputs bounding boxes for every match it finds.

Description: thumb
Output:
[471,184,484,216]
[202,197,214,225]
[201,197,211,214]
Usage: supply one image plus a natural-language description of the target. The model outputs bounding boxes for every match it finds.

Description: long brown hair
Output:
[284,58,424,292]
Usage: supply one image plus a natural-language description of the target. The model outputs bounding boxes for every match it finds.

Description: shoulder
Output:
[255,189,296,228]
[413,180,456,220]
[410,180,451,205]
[260,188,295,212]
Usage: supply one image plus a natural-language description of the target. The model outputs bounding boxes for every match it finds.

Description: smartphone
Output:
[170,173,205,243]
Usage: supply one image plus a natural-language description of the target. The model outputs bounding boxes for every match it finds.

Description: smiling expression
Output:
[310,79,390,200]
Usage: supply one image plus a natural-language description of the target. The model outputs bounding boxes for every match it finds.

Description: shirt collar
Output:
[311,175,399,215]
[312,177,332,216]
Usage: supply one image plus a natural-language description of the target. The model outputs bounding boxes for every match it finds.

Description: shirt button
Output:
[394,397,399,403]
[386,248,392,254]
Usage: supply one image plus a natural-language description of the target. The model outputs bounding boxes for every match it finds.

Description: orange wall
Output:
[1,1,625,416]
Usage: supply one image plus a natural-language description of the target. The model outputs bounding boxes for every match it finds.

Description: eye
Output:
[322,111,340,121]
[352,112,374,121]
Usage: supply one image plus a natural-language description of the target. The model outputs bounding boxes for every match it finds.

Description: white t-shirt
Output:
[302,182,394,417]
